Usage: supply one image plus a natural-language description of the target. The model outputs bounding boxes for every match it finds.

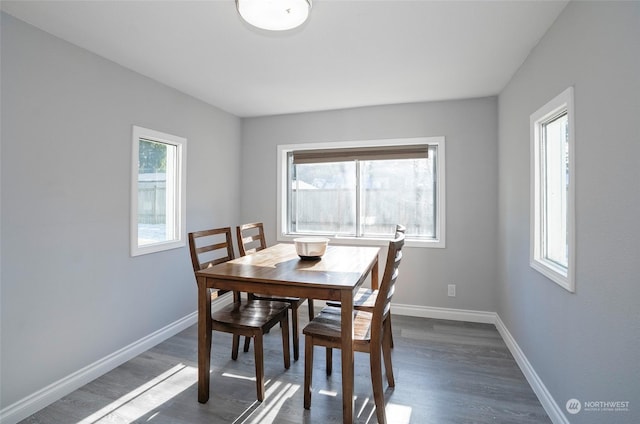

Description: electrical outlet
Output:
[448,284,456,297]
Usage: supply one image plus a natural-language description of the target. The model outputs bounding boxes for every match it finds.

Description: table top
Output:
[196,243,380,290]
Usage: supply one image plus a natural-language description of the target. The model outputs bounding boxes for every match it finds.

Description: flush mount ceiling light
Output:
[236,0,312,31]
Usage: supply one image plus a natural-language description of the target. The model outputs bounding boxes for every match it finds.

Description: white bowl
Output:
[294,237,329,259]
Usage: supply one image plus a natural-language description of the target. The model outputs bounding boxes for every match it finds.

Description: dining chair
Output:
[326,224,405,348]
[188,226,291,401]
[303,229,405,424]
[236,222,315,361]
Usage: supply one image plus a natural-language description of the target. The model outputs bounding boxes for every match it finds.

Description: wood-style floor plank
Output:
[20,314,551,423]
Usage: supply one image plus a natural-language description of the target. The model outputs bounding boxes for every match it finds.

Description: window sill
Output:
[277,234,444,249]
[131,240,185,257]
[530,259,574,292]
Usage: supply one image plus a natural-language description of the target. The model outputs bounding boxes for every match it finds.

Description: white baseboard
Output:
[391,303,498,324]
[0,293,232,424]
[494,315,569,424]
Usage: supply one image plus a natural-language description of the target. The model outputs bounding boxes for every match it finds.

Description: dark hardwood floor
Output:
[21,313,551,423]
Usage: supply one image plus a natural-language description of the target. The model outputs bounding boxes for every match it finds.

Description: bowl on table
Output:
[294,237,329,260]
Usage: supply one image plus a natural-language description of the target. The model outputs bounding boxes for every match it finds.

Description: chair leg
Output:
[232,334,240,360]
[383,318,395,387]
[325,347,332,376]
[370,345,387,424]
[304,336,314,409]
[292,306,300,361]
[243,336,251,352]
[307,299,315,321]
[388,313,395,349]
[281,313,291,369]
[254,334,265,402]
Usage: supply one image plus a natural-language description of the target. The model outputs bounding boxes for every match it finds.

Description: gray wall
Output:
[497,2,640,423]
[240,98,499,312]
[0,13,241,408]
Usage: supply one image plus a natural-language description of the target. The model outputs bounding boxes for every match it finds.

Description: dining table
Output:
[195,242,380,424]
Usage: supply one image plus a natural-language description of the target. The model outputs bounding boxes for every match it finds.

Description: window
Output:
[277,137,445,247]
[131,126,186,256]
[530,87,575,292]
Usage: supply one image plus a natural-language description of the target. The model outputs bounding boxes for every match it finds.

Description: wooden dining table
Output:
[195,242,380,424]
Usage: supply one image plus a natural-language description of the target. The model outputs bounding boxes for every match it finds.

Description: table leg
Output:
[341,289,354,424]
[197,277,212,403]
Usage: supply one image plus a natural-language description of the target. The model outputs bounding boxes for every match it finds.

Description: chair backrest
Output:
[236,222,267,256]
[372,226,406,333]
[188,227,235,274]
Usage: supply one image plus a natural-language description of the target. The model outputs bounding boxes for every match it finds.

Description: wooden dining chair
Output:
[188,226,291,401]
[236,222,315,361]
[326,224,405,348]
[303,230,405,424]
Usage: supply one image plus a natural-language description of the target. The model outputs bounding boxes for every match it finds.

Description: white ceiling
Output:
[1,0,568,118]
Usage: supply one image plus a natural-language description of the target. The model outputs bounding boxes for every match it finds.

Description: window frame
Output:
[530,87,575,292]
[277,137,446,248]
[130,125,187,257]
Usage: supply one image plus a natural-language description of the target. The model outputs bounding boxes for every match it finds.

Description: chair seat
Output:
[326,287,377,310]
[303,306,373,344]
[250,293,305,305]
[212,300,290,332]
[353,288,377,309]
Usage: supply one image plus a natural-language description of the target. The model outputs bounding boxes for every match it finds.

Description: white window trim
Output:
[276,137,446,248]
[530,87,575,292]
[131,126,187,257]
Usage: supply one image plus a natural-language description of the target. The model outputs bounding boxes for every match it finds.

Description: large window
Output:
[530,87,575,292]
[277,137,445,247]
[131,126,186,256]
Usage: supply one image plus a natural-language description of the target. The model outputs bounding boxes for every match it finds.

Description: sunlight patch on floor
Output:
[222,372,258,382]
[232,381,300,424]
[356,395,371,418]
[386,402,412,424]
[318,389,338,397]
[78,363,196,423]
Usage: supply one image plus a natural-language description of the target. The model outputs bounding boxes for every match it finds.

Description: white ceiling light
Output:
[236,0,312,31]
